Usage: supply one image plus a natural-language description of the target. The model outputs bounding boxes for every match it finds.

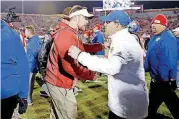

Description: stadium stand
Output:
[1,8,179,36]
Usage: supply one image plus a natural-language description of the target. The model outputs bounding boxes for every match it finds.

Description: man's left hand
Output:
[18,98,28,114]
[68,46,82,60]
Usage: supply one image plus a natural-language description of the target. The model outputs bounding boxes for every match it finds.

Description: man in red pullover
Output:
[45,5,104,119]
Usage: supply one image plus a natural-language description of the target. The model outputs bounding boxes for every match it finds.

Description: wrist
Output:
[77,51,82,60]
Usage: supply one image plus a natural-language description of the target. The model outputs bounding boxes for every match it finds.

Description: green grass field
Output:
[22,73,179,119]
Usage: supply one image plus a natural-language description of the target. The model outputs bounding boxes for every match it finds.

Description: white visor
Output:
[69,9,94,18]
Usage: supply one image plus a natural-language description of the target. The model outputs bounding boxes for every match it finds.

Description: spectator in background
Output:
[83,30,92,44]
[128,20,146,59]
[145,14,179,119]
[19,27,26,48]
[172,27,179,89]
[1,20,30,119]
[143,32,151,50]
[38,23,59,98]
[92,24,105,56]
[25,25,42,105]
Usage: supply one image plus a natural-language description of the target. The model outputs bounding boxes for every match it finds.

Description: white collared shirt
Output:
[78,28,149,119]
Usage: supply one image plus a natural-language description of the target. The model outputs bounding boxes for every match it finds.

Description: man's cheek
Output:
[104,28,108,36]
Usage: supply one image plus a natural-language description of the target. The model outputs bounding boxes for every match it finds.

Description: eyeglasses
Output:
[104,21,111,24]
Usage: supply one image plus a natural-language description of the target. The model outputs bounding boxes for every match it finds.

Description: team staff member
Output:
[92,24,105,56]
[68,10,148,119]
[144,14,179,119]
[1,20,30,119]
[25,25,42,105]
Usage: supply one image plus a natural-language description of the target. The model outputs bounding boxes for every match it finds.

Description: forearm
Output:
[77,52,122,76]
[83,43,104,53]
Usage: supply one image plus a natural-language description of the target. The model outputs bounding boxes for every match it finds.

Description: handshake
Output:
[68,44,109,60]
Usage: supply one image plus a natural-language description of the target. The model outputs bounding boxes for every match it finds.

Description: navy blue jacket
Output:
[1,20,30,99]
[145,29,178,81]
[92,31,105,55]
[26,35,42,73]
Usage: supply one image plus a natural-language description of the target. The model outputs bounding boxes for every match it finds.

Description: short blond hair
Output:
[25,25,35,34]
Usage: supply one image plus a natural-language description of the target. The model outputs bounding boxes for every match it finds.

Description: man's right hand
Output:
[93,73,100,80]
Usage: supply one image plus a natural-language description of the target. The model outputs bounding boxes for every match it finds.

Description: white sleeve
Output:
[77,51,128,76]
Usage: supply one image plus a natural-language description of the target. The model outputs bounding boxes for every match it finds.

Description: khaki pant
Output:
[46,82,77,119]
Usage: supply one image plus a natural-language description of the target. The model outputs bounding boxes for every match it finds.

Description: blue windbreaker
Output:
[26,35,42,73]
[92,31,105,55]
[144,29,178,81]
[1,20,30,99]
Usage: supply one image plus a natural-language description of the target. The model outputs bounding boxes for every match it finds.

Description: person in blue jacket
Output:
[1,20,30,119]
[92,24,105,56]
[25,25,42,105]
[144,14,179,119]
[172,27,179,89]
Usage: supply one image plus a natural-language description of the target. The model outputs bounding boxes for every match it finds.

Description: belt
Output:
[151,78,176,83]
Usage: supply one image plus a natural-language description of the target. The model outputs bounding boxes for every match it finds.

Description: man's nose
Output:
[86,20,89,24]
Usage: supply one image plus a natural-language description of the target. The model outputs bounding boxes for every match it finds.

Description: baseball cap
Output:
[69,6,93,18]
[58,7,72,20]
[100,10,131,26]
[151,14,168,26]
[94,24,101,30]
